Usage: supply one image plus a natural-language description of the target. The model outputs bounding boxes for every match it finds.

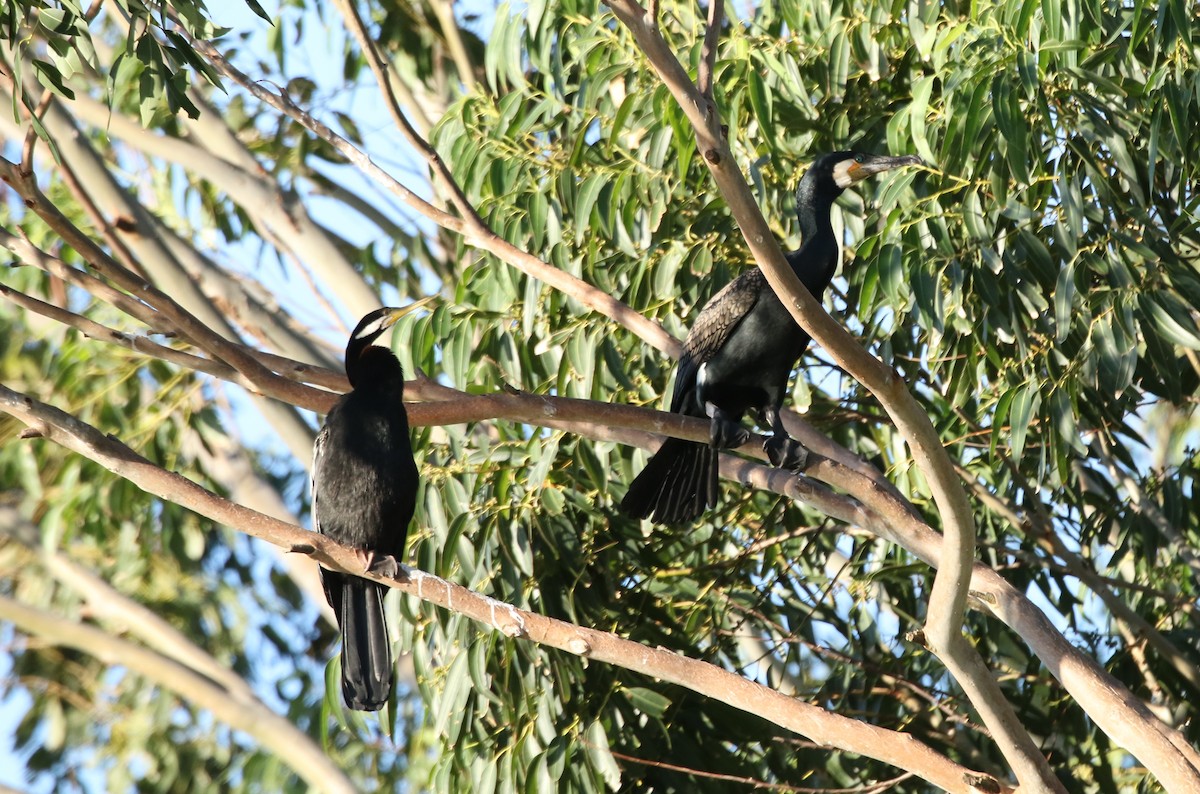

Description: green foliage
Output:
[2,0,1200,791]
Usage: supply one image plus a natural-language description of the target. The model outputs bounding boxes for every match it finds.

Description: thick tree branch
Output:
[4,306,1197,785]
[0,144,318,461]
[0,383,1003,793]
[601,2,1063,789]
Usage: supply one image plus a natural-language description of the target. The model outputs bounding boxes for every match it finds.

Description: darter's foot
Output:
[710,416,751,450]
[366,552,401,580]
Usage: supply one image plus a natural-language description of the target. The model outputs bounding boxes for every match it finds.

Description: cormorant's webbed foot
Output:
[709,414,751,450]
[764,434,810,471]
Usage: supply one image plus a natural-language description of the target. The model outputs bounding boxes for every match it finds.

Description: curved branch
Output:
[601,2,1060,788]
[0,382,1003,794]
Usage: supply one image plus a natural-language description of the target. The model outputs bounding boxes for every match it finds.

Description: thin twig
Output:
[697,0,723,108]
[607,747,914,792]
[20,87,54,166]
[180,30,680,356]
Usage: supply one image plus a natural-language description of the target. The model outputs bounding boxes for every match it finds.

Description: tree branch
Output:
[0,382,1004,793]
[697,0,723,105]
[601,2,1061,789]
[54,86,382,323]
[0,282,259,391]
[182,31,681,358]
[329,0,437,137]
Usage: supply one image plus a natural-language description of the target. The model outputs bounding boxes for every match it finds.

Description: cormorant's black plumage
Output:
[312,305,423,711]
[621,152,922,524]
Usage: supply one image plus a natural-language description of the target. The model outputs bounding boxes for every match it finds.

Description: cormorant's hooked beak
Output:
[840,154,925,186]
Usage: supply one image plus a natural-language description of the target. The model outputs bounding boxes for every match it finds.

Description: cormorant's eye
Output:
[855,154,865,163]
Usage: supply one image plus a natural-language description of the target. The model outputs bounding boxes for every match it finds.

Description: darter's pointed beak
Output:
[380,296,436,330]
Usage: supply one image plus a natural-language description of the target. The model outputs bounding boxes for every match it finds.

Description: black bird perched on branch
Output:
[620,152,922,524]
[312,301,428,711]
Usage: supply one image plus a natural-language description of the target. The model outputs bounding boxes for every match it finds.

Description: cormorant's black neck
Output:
[795,176,842,244]
[793,177,843,287]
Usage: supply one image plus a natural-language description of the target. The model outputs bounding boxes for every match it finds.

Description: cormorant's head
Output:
[802,151,924,196]
[345,298,433,387]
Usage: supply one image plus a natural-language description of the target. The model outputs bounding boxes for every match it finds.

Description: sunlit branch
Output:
[330,0,436,138]
[601,0,1068,788]
[0,283,256,389]
[0,382,1005,794]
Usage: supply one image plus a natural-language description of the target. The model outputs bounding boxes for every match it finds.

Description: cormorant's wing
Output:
[668,269,766,414]
[685,269,766,362]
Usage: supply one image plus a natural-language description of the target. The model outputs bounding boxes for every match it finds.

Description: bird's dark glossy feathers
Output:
[312,305,421,711]
[619,437,717,524]
[620,152,921,524]
[675,270,766,392]
[322,572,393,710]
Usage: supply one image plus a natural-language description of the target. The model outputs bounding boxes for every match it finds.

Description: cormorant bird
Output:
[312,303,426,711]
[621,152,922,524]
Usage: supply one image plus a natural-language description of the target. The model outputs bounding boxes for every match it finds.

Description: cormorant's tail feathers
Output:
[620,437,717,524]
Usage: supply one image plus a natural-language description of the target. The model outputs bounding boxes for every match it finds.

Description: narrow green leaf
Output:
[747,67,776,151]
[992,76,1030,183]
[1143,292,1200,349]
[31,58,75,99]
[1017,51,1039,101]
[1054,261,1075,343]
[1008,384,1037,461]
[241,0,272,22]
[625,686,671,719]
[991,386,1017,459]
[584,721,621,791]
[908,75,936,164]
[574,174,606,245]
